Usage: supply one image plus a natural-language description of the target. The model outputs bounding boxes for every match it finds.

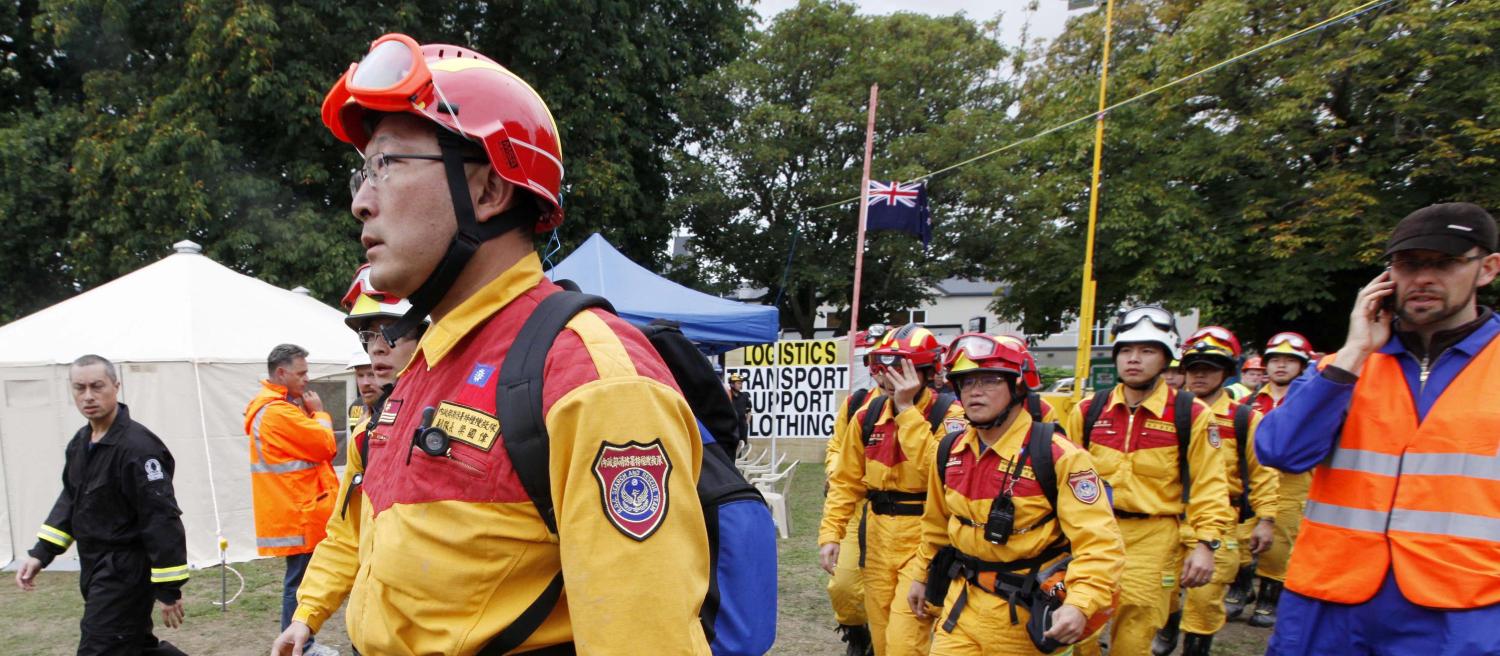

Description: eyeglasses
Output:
[358,328,418,348]
[350,152,486,197]
[958,374,1008,392]
[1389,254,1485,275]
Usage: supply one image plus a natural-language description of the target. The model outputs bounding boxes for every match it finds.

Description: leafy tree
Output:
[0,0,749,323]
[969,0,1500,347]
[669,0,1019,338]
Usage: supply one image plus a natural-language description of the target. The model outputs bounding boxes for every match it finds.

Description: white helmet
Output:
[346,351,372,370]
[1111,305,1181,360]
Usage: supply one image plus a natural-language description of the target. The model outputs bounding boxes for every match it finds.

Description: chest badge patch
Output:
[432,401,501,451]
[466,363,496,387]
[944,418,967,435]
[144,458,165,482]
[378,399,403,426]
[592,440,672,541]
[1207,424,1222,449]
[1069,470,1101,504]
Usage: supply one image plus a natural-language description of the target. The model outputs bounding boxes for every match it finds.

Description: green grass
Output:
[0,462,1270,654]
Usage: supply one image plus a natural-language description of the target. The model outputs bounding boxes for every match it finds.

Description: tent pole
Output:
[190,360,228,603]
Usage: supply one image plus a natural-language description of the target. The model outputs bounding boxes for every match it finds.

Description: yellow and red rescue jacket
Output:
[349,254,710,655]
[243,380,338,557]
[1288,341,1500,608]
[1203,393,1278,520]
[819,387,965,545]
[904,418,1125,619]
[1063,380,1233,543]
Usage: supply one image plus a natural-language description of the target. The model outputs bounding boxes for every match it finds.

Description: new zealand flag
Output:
[866,180,933,246]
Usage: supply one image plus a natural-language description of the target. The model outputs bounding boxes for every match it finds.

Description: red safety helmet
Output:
[993,335,1044,391]
[1264,331,1314,364]
[1181,326,1241,371]
[1185,326,1242,358]
[1242,356,1266,372]
[322,34,565,231]
[944,333,1027,381]
[869,324,945,372]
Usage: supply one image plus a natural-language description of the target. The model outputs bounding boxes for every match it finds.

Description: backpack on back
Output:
[1081,389,1195,507]
[858,391,959,447]
[486,290,777,656]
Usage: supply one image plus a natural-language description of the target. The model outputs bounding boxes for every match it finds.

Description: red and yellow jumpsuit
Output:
[1251,384,1306,583]
[821,388,964,656]
[349,254,711,655]
[1181,393,1278,636]
[1064,380,1233,656]
[904,418,1124,655]
[826,389,877,627]
[293,412,375,635]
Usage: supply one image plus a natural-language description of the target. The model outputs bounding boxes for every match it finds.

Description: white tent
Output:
[0,241,362,568]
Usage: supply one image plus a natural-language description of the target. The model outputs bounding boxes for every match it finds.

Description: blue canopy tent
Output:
[546,233,779,354]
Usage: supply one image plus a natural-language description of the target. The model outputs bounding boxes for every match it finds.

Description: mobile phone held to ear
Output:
[1381,266,1397,314]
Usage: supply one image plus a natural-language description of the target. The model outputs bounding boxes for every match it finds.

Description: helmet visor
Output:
[950,334,997,360]
[1268,332,1309,351]
[1114,306,1174,335]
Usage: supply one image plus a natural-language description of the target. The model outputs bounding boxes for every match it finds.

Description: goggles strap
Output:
[380,130,540,346]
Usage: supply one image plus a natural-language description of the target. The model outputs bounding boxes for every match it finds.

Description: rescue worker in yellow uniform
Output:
[316,34,711,654]
[1239,331,1314,628]
[1066,305,1234,656]
[273,265,428,655]
[826,328,887,656]
[904,333,1125,655]
[820,325,965,656]
[1154,327,1278,655]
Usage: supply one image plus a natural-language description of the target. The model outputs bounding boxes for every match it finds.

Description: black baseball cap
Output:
[1385,202,1498,256]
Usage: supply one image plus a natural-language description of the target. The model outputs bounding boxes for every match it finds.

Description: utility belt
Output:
[866,490,925,516]
[925,544,1072,653]
[1113,509,1176,521]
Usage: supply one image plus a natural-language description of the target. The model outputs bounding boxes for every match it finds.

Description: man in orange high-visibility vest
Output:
[1258,203,1500,655]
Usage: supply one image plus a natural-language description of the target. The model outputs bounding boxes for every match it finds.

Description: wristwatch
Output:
[1199,539,1221,551]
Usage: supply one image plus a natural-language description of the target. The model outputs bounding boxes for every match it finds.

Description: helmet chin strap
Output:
[383,130,539,346]
[1123,374,1161,392]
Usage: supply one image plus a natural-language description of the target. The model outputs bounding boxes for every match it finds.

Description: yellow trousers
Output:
[863,511,931,656]
[829,500,869,625]
[1181,517,1251,635]
[1074,516,1178,656]
[1257,472,1310,581]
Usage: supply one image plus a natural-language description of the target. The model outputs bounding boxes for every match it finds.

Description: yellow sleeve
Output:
[1062,402,1087,447]
[819,408,867,545]
[547,375,711,652]
[891,391,956,461]
[826,398,850,475]
[292,418,367,632]
[903,437,951,584]
[1185,401,1234,542]
[1053,439,1125,618]
[1245,411,1280,520]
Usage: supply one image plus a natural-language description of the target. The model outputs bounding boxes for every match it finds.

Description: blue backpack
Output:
[481,290,777,656]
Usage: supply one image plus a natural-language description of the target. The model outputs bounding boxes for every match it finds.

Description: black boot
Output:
[1152,611,1182,655]
[1224,566,1256,621]
[1182,632,1214,656]
[836,624,874,656]
[1248,579,1283,628]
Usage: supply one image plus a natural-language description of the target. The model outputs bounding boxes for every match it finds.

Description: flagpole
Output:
[850,84,878,392]
[1072,0,1116,403]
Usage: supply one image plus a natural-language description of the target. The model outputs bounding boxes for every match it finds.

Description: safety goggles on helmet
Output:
[944,333,1025,380]
[868,353,906,376]
[1180,341,1235,370]
[341,264,421,331]
[1265,332,1313,361]
[1186,326,1242,358]
[1112,305,1176,336]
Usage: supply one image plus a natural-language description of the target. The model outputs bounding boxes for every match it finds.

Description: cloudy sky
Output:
[751,0,1090,49]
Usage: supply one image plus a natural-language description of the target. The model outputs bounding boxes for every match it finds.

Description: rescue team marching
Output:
[11,27,1498,656]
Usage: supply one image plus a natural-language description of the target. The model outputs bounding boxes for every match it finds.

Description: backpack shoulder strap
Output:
[847,388,870,418]
[1174,390,1195,506]
[481,291,613,656]
[1026,393,1043,422]
[1234,401,1254,516]
[860,396,890,447]
[1028,421,1059,511]
[494,290,615,534]
[1081,389,1110,449]
[936,428,964,488]
[927,391,957,433]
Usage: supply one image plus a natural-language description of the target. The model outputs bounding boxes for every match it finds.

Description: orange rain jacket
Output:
[243,380,338,557]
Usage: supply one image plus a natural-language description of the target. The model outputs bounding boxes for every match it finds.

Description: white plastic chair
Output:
[740,452,788,478]
[736,445,769,470]
[753,460,798,539]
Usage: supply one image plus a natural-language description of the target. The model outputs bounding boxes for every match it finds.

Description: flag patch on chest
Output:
[466,363,496,387]
[592,440,672,541]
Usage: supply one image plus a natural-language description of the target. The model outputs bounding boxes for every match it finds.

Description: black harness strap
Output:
[1233,402,1256,521]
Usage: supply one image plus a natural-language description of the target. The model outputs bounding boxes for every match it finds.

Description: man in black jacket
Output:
[729,371,754,456]
[14,354,189,656]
